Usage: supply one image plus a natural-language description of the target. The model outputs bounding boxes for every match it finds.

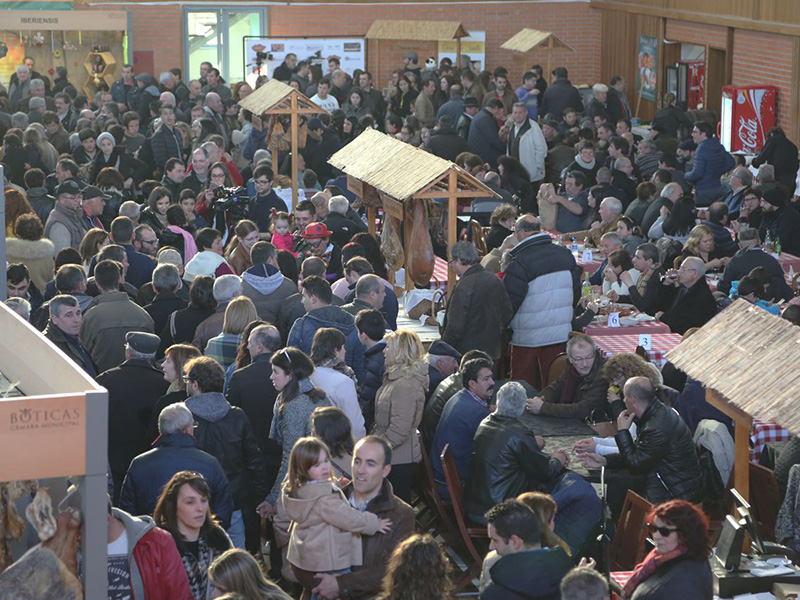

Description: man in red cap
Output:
[299,222,343,281]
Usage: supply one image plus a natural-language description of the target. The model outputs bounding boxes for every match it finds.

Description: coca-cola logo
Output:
[738,116,759,153]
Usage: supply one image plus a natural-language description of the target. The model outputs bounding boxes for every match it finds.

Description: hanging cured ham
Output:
[406,200,434,287]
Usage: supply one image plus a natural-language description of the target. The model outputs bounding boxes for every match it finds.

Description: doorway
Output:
[184,7,267,85]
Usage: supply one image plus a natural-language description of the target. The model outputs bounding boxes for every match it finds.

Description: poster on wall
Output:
[438,31,485,72]
[243,37,366,85]
[637,35,658,102]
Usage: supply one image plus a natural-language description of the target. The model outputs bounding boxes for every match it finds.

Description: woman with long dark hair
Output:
[153,471,232,600]
[256,347,331,518]
[389,76,418,118]
[139,185,172,233]
[159,275,217,351]
[310,406,355,480]
[350,232,389,280]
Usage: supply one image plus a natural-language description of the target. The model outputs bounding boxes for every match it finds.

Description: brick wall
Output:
[732,29,794,132]
[75,0,182,76]
[665,19,727,49]
[268,2,602,88]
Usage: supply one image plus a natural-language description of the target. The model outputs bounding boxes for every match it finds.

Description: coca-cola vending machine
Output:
[719,85,777,154]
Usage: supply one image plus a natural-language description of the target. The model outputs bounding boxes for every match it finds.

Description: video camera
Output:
[212,186,249,218]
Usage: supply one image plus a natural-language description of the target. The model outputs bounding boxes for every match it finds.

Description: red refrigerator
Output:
[719,85,777,154]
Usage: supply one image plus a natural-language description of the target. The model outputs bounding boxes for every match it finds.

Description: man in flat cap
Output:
[426,340,462,402]
[96,331,169,503]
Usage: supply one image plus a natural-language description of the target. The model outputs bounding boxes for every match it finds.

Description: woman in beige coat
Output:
[371,329,429,503]
[6,213,54,291]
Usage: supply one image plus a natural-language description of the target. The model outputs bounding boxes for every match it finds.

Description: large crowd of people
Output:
[4,48,800,600]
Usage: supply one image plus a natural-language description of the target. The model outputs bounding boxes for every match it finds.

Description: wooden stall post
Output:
[707,388,753,501]
[290,93,299,210]
[447,169,458,295]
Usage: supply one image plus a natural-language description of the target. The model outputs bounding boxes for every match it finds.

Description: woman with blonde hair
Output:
[204,296,258,369]
[225,219,260,275]
[380,534,452,600]
[208,548,290,600]
[371,329,428,502]
[681,224,729,272]
[78,227,110,270]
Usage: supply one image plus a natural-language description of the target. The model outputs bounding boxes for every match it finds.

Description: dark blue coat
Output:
[430,389,490,486]
[123,244,156,290]
[685,136,735,192]
[118,432,234,528]
[360,340,386,430]
[468,108,505,169]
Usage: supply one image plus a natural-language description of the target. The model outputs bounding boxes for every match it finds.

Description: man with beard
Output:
[429,357,495,496]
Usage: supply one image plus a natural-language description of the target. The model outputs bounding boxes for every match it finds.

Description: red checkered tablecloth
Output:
[594,333,683,368]
[750,419,791,462]
[585,318,671,336]
[430,256,449,291]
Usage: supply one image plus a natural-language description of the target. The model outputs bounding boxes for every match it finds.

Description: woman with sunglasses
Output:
[621,499,712,599]
[256,347,332,519]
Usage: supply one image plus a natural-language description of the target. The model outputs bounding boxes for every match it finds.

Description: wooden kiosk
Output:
[238,79,326,210]
[665,299,800,502]
[365,20,470,75]
[0,302,108,597]
[328,128,497,295]
[500,29,575,81]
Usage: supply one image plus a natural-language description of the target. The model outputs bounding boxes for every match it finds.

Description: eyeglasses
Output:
[647,524,678,537]
[182,375,192,383]
[253,179,270,185]
[570,355,595,364]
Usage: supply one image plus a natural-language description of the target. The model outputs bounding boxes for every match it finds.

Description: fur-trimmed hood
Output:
[6,237,55,260]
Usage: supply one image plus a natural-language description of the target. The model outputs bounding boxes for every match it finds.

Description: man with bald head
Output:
[578,376,704,504]
[203,91,229,149]
[504,214,582,388]
[655,256,717,334]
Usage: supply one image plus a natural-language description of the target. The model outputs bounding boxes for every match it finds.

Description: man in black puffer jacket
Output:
[355,309,386,431]
[579,376,704,504]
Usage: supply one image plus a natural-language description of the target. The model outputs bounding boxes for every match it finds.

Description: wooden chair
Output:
[415,431,459,543]
[441,444,488,590]
[749,463,782,542]
[609,490,653,571]
[545,352,569,388]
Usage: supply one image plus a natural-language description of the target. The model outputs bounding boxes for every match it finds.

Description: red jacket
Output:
[132,524,193,600]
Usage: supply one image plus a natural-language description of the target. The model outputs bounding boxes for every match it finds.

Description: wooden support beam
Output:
[707,388,753,501]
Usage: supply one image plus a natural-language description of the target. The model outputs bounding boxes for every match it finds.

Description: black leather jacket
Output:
[465,413,564,519]
[607,399,704,504]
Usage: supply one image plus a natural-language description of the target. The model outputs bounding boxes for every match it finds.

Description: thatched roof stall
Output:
[238,79,325,209]
[665,299,800,500]
[500,28,575,80]
[329,128,496,294]
[365,20,470,76]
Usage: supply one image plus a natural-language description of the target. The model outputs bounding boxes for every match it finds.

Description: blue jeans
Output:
[227,509,245,549]
[546,471,602,554]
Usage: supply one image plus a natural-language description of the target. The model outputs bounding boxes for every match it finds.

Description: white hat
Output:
[593,83,609,93]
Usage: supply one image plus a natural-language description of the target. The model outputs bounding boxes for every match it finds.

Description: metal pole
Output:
[0,165,7,302]
[82,389,109,598]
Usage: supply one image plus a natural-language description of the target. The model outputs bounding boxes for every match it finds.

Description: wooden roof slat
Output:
[238,79,325,115]
[365,19,469,41]
[328,128,495,201]
[501,28,575,54]
[665,299,800,433]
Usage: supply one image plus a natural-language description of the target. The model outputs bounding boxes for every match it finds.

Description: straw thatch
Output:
[665,299,800,433]
[238,79,324,115]
[365,20,469,41]
[328,128,494,202]
[501,29,575,54]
